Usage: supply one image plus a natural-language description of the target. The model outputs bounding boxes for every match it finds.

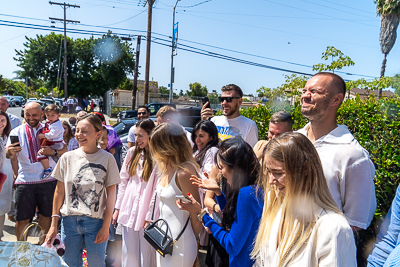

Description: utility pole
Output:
[143,0,154,105]
[132,36,141,110]
[25,76,29,100]
[49,1,80,99]
[169,0,180,104]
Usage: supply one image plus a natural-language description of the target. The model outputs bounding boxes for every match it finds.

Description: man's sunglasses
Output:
[218,96,240,103]
[138,112,147,115]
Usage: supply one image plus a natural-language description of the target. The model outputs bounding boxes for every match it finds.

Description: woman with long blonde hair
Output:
[252,132,356,267]
[150,123,203,267]
[113,119,158,267]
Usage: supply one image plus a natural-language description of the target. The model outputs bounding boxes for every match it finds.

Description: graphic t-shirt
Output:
[52,148,120,219]
[211,115,258,147]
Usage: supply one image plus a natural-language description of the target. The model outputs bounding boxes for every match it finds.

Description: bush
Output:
[240,96,400,227]
[111,106,131,118]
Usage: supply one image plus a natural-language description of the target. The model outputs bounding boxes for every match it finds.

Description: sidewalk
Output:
[2,216,17,242]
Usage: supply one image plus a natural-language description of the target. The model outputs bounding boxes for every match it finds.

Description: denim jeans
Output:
[61,215,107,267]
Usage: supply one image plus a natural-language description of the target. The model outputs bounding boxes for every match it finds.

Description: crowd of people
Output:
[0,72,398,267]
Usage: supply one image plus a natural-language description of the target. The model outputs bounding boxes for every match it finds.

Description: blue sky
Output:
[1,0,399,96]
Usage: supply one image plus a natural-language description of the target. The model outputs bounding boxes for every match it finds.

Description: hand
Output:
[112,209,119,225]
[94,226,109,244]
[201,102,214,121]
[255,141,269,161]
[203,225,212,234]
[176,193,202,215]
[190,173,221,195]
[144,220,151,229]
[38,133,46,139]
[6,143,22,158]
[44,226,58,246]
[39,146,56,156]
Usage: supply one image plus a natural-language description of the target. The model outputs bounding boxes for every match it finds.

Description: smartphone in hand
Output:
[175,195,191,203]
[10,136,20,147]
[202,97,211,109]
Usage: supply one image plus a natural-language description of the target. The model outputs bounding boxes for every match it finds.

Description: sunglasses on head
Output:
[138,112,147,115]
[218,96,240,103]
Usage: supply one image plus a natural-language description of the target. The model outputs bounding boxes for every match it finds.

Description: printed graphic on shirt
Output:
[70,163,106,213]
[216,125,240,141]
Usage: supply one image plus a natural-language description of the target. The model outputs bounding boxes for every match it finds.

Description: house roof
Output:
[349,88,394,100]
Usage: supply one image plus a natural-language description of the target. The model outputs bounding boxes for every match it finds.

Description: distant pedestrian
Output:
[67,97,74,114]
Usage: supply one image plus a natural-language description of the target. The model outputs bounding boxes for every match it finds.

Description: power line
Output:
[158,0,212,9]
[298,0,374,19]
[321,0,375,15]
[100,9,146,26]
[0,19,377,79]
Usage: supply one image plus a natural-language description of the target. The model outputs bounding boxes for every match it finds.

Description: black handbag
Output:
[143,194,190,257]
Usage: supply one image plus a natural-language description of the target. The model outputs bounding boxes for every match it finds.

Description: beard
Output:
[223,103,239,117]
[301,99,330,121]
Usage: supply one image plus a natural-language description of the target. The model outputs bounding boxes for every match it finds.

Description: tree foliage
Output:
[187,82,208,97]
[312,46,355,73]
[118,78,133,91]
[14,31,135,100]
[392,73,400,95]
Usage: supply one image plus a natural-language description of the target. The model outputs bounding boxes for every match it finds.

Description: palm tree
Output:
[375,0,400,97]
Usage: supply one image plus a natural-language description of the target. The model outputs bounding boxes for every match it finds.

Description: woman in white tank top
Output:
[150,123,203,267]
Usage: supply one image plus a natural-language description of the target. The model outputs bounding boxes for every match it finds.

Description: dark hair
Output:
[69,117,77,125]
[0,111,11,138]
[270,111,294,129]
[137,105,149,113]
[45,104,60,114]
[62,121,73,144]
[218,136,260,229]
[312,72,346,97]
[191,120,219,167]
[221,84,243,98]
[92,112,106,123]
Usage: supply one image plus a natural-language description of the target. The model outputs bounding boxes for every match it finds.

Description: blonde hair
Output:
[252,132,341,266]
[149,123,199,175]
[128,119,155,182]
[156,106,177,119]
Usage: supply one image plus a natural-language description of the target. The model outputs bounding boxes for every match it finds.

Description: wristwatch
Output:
[53,149,58,156]
[197,209,207,222]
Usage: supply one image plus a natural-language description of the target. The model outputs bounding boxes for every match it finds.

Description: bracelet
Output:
[197,209,207,222]
[51,214,60,218]
[213,203,217,213]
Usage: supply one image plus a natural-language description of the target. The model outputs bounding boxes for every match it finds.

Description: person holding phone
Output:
[177,135,263,267]
[112,119,158,267]
[45,114,120,266]
[200,84,258,147]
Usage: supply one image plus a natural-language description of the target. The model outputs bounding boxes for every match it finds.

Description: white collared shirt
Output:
[297,123,376,229]
[45,120,64,142]
[7,124,56,184]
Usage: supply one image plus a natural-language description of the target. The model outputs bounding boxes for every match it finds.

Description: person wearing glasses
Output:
[201,84,258,147]
[127,106,150,148]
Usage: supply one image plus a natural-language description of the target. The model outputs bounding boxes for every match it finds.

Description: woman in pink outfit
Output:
[112,119,158,267]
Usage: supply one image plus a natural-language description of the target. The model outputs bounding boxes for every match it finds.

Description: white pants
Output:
[122,226,156,267]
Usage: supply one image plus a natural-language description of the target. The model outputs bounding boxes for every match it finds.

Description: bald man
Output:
[297,72,376,232]
[5,102,58,240]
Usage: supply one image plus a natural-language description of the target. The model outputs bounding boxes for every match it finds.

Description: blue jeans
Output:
[61,215,107,267]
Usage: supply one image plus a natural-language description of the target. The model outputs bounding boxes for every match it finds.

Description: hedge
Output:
[111,106,131,118]
[240,96,400,235]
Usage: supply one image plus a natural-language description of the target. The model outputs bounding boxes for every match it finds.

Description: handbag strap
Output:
[151,193,157,221]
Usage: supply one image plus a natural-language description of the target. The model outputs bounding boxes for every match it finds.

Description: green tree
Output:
[118,78,133,91]
[312,46,355,73]
[14,31,135,102]
[179,89,184,96]
[159,86,169,96]
[392,73,400,95]
[375,0,400,81]
[187,82,208,97]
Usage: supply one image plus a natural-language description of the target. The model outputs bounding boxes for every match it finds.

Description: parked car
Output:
[12,96,26,106]
[21,99,48,118]
[4,96,17,107]
[39,98,57,106]
[177,106,218,128]
[113,119,138,137]
[28,98,37,101]
[117,103,177,123]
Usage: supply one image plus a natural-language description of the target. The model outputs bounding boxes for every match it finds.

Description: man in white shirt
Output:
[5,102,66,240]
[297,72,376,232]
[127,105,150,148]
[201,84,258,147]
[67,97,74,114]
[0,96,21,129]
[156,106,193,147]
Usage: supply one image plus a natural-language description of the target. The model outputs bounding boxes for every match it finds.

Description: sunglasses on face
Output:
[218,96,240,103]
[138,112,147,115]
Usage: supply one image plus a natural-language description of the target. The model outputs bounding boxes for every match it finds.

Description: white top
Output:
[67,138,79,151]
[45,120,64,142]
[7,124,56,184]
[52,148,120,219]
[193,146,218,176]
[127,125,136,143]
[211,115,258,147]
[7,112,21,130]
[67,98,74,105]
[297,124,376,229]
[255,207,357,267]
[183,126,194,148]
